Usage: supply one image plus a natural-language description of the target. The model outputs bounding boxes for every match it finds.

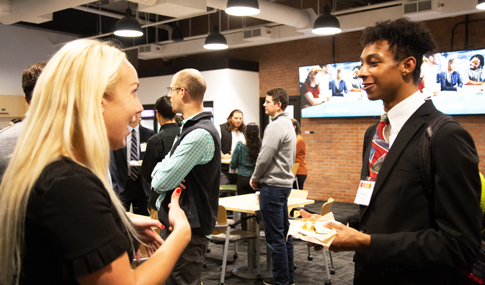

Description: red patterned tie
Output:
[369,113,390,179]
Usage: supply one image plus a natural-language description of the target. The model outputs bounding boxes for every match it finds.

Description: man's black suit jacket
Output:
[354,100,482,284]
[113,125,154,197]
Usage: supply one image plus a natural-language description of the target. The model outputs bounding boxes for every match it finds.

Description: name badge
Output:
[140,142,147,152]
[354,180,375,206]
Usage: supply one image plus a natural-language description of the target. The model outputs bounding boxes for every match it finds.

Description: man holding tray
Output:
[316,18,482,285]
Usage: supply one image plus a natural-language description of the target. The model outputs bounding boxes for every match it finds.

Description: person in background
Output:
[350,66,363,92]
[113,112,154,216]
[230,122,261,230]
[465,54,485,91]
[0,61,46,181]
[421,53,441,96]
[440,57,463,91]
[175,114,183,127]
[0,39,190,285]
[151,68,221,285]
[250,88,296,285]
[291,119,307,190]
[9,118,22,126]
[219,109,245,185]
[142,95,179,220]
[315,18,481,285]
[301,67,324,108]
[330,68,349,97]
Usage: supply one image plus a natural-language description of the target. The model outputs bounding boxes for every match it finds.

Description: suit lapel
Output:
[362,100,435,218]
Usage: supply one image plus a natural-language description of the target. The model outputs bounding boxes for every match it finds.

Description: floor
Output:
[201,201,359,285]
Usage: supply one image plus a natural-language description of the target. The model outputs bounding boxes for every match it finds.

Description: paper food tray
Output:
[288,212,337,248]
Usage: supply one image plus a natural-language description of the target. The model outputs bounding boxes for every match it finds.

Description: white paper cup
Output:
[255,191,260,205]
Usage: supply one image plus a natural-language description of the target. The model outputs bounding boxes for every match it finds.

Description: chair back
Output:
[213,205,228,235]
[319,198,334,216]
[290,163,300,176]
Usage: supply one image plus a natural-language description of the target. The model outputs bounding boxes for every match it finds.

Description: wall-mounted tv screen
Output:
[300,48,485,118]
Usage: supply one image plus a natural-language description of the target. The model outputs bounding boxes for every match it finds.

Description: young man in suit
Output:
[113,112,154,216]
[320,18,482,284]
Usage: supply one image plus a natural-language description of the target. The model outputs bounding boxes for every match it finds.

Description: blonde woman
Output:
[0,39,190,285]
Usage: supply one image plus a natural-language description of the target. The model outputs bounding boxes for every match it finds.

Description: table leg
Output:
[232,214,272,279]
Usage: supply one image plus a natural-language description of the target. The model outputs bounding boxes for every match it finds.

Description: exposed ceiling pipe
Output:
[333,0,405,15]
[0,0,93,25]
[55,9,218,46]
[208,0,312,29]
[72,6,124,19]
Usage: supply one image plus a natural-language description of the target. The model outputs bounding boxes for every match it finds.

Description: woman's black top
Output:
[20,157,133,284]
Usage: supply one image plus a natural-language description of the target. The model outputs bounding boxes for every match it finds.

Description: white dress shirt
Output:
[385,91,425,148]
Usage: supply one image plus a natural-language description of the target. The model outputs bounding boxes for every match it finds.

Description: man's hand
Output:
[249,179,261,190]
[325,221,370,252]
[307,221,370,253]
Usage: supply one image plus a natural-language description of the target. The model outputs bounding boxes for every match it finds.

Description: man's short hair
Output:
[155,96,176,120]
[361,18,437,85]
[22,61,47,102]
[174,68,206,102]
[266,88,289,111]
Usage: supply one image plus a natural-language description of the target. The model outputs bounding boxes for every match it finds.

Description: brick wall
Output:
[142,13,485,202]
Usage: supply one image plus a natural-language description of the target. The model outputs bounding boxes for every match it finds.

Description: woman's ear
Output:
[101,96,107,114]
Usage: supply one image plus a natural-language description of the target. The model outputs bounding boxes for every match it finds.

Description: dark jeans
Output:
[259,184,294,285]
[293,174,307,190]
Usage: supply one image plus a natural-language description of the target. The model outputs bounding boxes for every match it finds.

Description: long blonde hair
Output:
[0,39,138,284]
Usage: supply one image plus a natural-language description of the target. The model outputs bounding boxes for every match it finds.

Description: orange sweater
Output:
[295,135,307,175]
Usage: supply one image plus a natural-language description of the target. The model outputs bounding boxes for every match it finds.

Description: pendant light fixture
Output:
[204,25,228,50]
[478,0,485,9]
[312,2,341,36]
[114,7,143,37]
[226,0,260,16]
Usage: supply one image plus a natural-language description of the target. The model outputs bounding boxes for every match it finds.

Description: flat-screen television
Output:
[300,48,485,118]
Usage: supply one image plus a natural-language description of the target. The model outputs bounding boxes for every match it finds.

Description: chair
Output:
[290,163,300,189]
[219,184,237,196]
[307,198,336,285]
[209,205,258,285]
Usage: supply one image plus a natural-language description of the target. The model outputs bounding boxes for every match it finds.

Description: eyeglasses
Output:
[167,87,182,95]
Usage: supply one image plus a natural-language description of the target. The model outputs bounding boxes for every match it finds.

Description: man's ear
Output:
[277,101,282,111]
[181,88,190,102]
[401,56,417,76]
[24,94,30,105]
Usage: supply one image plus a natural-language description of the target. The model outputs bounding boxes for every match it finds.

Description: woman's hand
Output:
[168,188,190,235]
[126,212,165,262]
